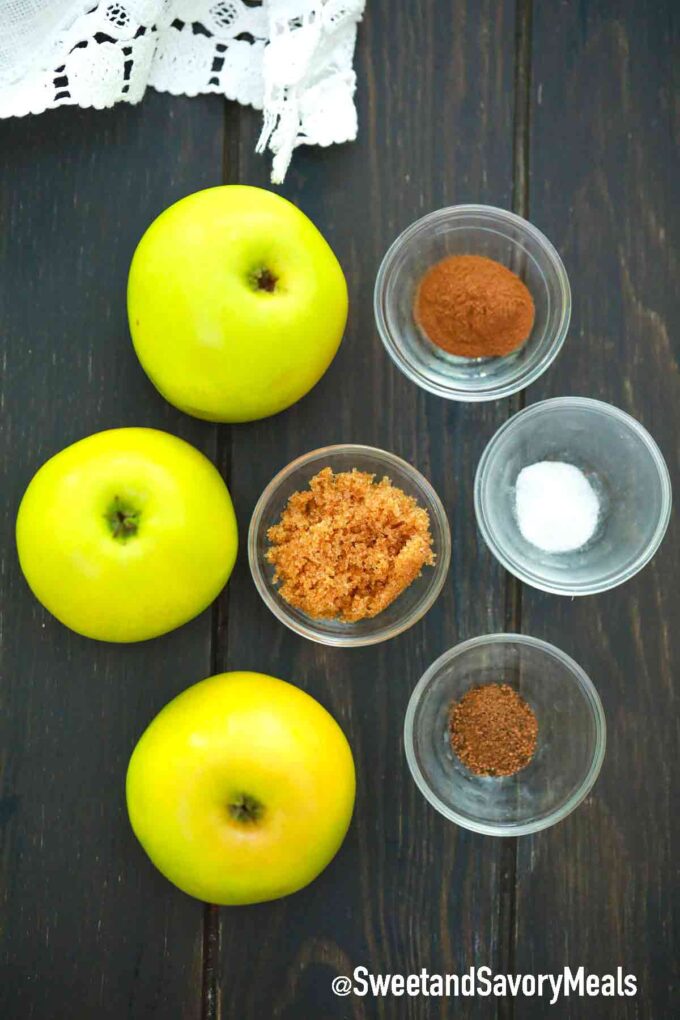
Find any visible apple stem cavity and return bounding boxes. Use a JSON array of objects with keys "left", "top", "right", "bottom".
[
  {"left": 228, "top": 793, "right": 264, "bottom": 824},
  {"left": 249, "top": 267, "right": 278, "bottom": 293},
  {"left": 106, "top": 496, "right": 140, "bottom": 540}
]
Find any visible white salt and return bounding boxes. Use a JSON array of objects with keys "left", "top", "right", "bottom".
[{"left": 515, "top": 461, "right": 599, "bottom": 553}]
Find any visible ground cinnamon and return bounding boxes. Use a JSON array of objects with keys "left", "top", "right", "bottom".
[
  {"left": 449, "top": 683, "right": 538, "bottom": 777},
  {"left": 414, "top": 254, "right": 535, "bottom": 357}
]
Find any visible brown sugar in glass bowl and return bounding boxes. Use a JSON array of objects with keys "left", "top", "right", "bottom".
[
  {"left": 248, "top": 445, "right": 452, "bottom": 648},
  {"left": 266, "top": 467, "right": 435, "bottom": 623},
  {"left": 414, "top": 254, "right": 535, "bottom": 358}
]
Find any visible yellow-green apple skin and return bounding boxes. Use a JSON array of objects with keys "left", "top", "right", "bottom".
[
  {"left": 16, "top": 428, "right": 237, "bottom": 643},
  {"left": 126, "top": 671, "right": 356, "bottom": 904},
  {"left": 127, "top": 185, "right": 348, "bottom": 423}
]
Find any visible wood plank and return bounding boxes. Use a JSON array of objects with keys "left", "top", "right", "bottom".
[
  {"left": 516, "top": 3, "right": 679, "bottom": 1016},
  {"left": 216, "top": 2, "right": 519, "bottom": 1016},
  {"left": 0, "top": 94, "right": 225, "bottom": 1019}
]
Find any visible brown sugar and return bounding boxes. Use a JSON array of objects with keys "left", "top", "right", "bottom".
[
  {"left": 449, "top": 683, "right": 538, "bottom": 777},
  {"left": 414, "top": 254, "right": 535, "bottom": 358},
  {"left": 266, "top": 467, "right": 435, "bottom": 622}
]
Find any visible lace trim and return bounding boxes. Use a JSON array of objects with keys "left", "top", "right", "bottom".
[{"left": 0, "top": 1, "right": 365, "bottom": 182}]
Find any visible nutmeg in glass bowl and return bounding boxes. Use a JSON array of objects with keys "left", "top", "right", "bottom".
[{"left": 404, "top": 634, "right": 606, "bottom": 836}]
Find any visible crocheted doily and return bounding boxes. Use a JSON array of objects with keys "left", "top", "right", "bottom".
[{"left": 0, "top": 0, "right": 365, "bottom": 182}]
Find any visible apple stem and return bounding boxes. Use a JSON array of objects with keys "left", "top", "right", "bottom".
[
  {"left": 249, "top": 267, "right": 278, "bottom": 293},
  {"left": 105, "top": 496, "right": 140, "bottom": 540},
  {"left": 228, "top": 793, "right": 264, "bottom": 824}
]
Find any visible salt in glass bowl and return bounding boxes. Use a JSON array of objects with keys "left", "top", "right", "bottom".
[
  {"left": 248, "top": 444, "right": 451, "bottom": 647},
  {"left": 404, "top": 634, "right": 606, "bottom": 836},
  {"left": 474, "top": 397, "right": 672, "bottom": 596},
  {"left": 373, "top": 204, "right": 571, "bottom": 402}
]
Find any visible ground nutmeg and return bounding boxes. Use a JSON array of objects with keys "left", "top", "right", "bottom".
[
  {"left": 449, "top": 683, "right": 538, "bottom": 777},
  {"left": 414, "top": 254, "right": 535, "bottom": 358}
]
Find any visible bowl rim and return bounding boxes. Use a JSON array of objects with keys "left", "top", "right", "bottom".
[
  {"left": 247, "top": 443, "right": 452, "bottom": 647},
  {"left": 373, "top": 203, "right": 572, "bottom": 403},
  {"left": 474, "top": 396, "right": 673, "bottom": 595},
  {"left": 403, "top": 632, "right": 607, "bottom": 836}
]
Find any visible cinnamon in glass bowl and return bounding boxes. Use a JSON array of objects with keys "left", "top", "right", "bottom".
[{"left": 414, "top": 254, "right": 535, "bottom": 359}]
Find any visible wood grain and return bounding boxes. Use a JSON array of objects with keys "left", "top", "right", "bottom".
[
  {"left": 0, "top": 3, "right": 677, "bottom": 1018},
  {"left": 0, "top": 95, "right": 224, "bottom": 1019},
  {"left": 217, "top": 2, "right": 518, "bottom": 1017},
  {"left": 515, "top": 3, "right": 680, "bottom": 1017}
]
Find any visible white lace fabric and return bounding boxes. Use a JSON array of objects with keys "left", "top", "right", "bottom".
[{"left": 0, "top": 0, "right": 365, "bottom": 182}]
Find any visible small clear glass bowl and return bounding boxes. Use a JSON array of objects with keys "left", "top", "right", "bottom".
[
  {"left": 475, "top": 397, "right": 672, "bottom": 595},
  {"left": 374, "top": 204, "right": 571, "bottom": 402},
  {"left": 404, "top": 634, "right": 606, "bottom": 836},
  {"left": 248, "top": 444, "right": 451, "bottom": 647}
]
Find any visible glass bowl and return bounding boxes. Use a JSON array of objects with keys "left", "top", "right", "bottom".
[
  {"left": 374, "top": 204, "right": 571, "bottom": 402},
  {"left": 404, "top": 634, "right": 606, "bottom": 836},
  {"left": 475, "top": 397, "right": 672, "bottom": 595},
  {"left": 248, "top": 444, "right": 451, "bottom": 647}
]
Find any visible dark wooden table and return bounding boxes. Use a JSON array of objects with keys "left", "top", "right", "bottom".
[{"left": 1, "top": 3, "right": 678, "bottom": 1018}]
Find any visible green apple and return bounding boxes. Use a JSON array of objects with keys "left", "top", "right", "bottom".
[
  {"left": 126, "top": 671, "right": 356, "bottom": 904},
  {"left": 127, "top": 185, "right": 348, "bottom": 423},
  {"left": 16, "top": 428, "right": 237, "bottom": 642}
]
